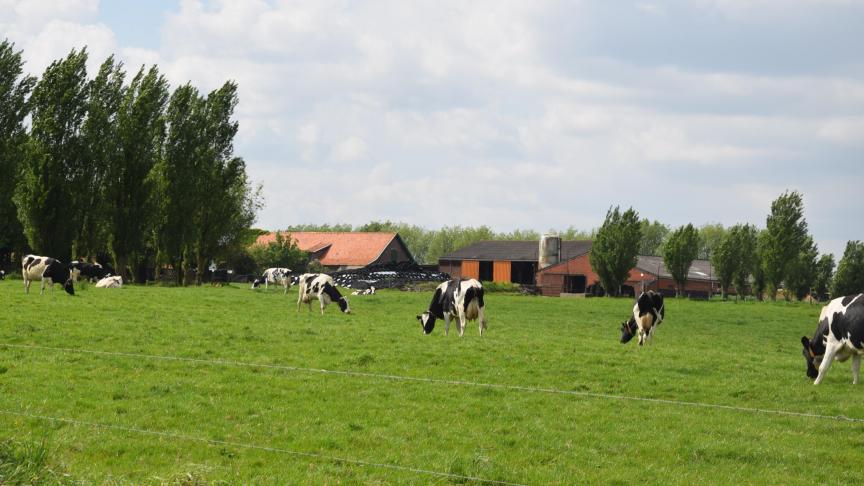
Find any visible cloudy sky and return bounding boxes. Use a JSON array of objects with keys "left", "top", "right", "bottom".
[{"left": 2, "top": 0, "right": 862, "bottom": 257}]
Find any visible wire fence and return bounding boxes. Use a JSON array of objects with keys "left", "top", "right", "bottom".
[{"left": 3, "top": 342, "right": 863, "bottom": 424}]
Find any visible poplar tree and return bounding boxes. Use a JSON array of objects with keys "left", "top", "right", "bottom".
[
  {"left": 107, "top": 65, "right": 168, "bottom": 281},
  {"left": 812, "top": 254, "right": 835, "bottom": 301},
  {"left": 663, "top": 223, "right": 700, "bottom": 297},
  {"left": 589, "top": 206, "right": 641, "bottom": 296},
  {"left": 833, "top": 241, "right": 864, "bottom": 297},
  {"left": 152, "top": 83, "right": 203, "bottom": 284},
  {"left": 77, "top": 55, "right": 125, "bottom": 260},
  {"left": 732, "top": 224, "right": 758, "bottom": 301},
  {"left": 762, "top": 191, "right": 810, "bottom": 300},
  {"left": 188, "top": 81, "right": 259, "bottom": 284},
  {"left": 0, "top": 40, "right": 35, "bottom": 267},
  {"left": 14, "top": 48, "right": 88, "bottom": 262}
]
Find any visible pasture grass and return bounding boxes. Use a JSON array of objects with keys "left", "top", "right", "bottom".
[{"left": 0, "top": 281, "right": 861, "bottom": 484}]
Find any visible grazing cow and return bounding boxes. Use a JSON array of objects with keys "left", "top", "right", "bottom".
[
  {"left": 416, "top": 278, "right": 486, "bottom": 337},
  {"left": 251, "top": 267, "right": 293, "bottom": 293},
  {"left": 352, "top": 286, "right": 376, "bottom": 296},
  {"left": 297, "top": 273, "right": 351, "bottom": 314},
  {"left": 70, "top": 260, "right": 109, "bottom": 283},
  {"left": 22, "top": 254, "right": 74, "bottom": 295},
  {"left": 620, "top": 290, "right": 665, "bottom": 346},
  {"left": 95, "top": 275, "right": 123, "bottom": 288},
  {"left": 801, "top": 294, "right": 864, "bottom": 385}
]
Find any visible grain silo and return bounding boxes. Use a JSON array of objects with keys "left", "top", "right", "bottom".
[{"left": 538, "top": 234, "right": 561, "bottom": 269}]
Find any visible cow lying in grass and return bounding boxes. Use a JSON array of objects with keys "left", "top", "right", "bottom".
[
  {"left": 620, "top": 290, "right": 665, "bottom": 346},
  {"left": 801, "top": 294, "right": 864, "bottom": 385},
  {"left": 95, "top": 275, "right": 123, "bottom": 288},
  {"left": 417, "top": 278, "right": 486, "bottom": 337}
]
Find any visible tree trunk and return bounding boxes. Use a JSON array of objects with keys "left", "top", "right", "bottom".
[
  {"left": 115, "top": 254, "right": 129, "bottom": 283},
  {"left": 196, "top": 251, "right": 205, "bottom": 286}
]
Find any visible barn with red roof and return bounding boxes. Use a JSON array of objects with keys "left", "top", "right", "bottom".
[{"left": 254, "top": 232, "right": 415, "bottom": 271}]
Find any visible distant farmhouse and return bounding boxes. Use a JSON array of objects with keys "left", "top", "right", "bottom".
[
  {"left": 255, "top": 232, "right": 415, "bottom": 271},
  {"left": 439, "top": 237, "right": 718, "bottom": 297}
]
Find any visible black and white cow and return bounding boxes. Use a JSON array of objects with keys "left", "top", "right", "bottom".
[
  {"left": 296, "top": 273, "right": 351, "bottom": 314},
  {"left": 801, "top": 294, "right": 864, "bottom": 385},
  {"left": 70, "top": 260, "right": 109, "bottom": 283},
  {"left": 0, "top": 270, "right": 5, "bottom": 280},
  {"left": 22, "top": 254, "right": 74, "bottom": 295},
  {"left": 416, "top": 278, "right": 487, "bottom": 337},
  {"left": 252, "top": 267, "right": 293, "bottom": 293},
  {"left": 620, "top": 290, "right": 665, "bottom": 346}
]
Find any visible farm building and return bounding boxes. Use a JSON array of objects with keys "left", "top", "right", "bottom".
[
  {"left": 255, "top": 231, "right": 415, "bottom": 271},
  {"left": 439, "top": 238, "right": 719, "bottom": 297}
]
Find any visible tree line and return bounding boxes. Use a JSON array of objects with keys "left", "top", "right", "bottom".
[
  {"left": 259, "top": 191, "right": 864, "bottom": 301},
  {"left": 0, "top": 40, "right": 259, "bottom": 284},
  {"left": 588, "top": 191, "right": 863, "bottom": 300}
]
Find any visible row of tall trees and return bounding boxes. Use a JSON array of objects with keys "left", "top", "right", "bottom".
[
  {"left": 0, "top": 40, "right": 259, "bottom": 283},
  {"left": 588, "top": 191, "right": 861, "bottom": 300}
]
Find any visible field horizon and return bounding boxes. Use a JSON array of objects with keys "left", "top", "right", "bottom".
[{"left": 1, "top": 282, "right": 861, "bottom": 484}]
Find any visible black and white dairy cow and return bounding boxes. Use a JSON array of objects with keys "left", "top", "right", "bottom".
[
  {"left": 69, "top": 260, "right": 109, "bottom": 283},
  {"left": 801, "top": 294, "right": 864, "bottom": 385},
  {"left": 252, "top": 267, "right": 293, "bottom": 293},
  {"left": 296, "top": 273, "right": 351, "bottom": 314},
  {"left": 620, "top": 290, "right": 665, "bottom": 345},
  {"left": 22, "top": 254, "right": 74, "bottom": 295},
  {"left": 417, "top": 278, "right": 487, "bottom": 337}
]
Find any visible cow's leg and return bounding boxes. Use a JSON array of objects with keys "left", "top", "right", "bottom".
[
  {"left": 814, "top": 343, "right": 840, "bottom": 385},
  {"left": 478, "top": 306, "right": 486, "bottom": 336},
  {"left": 40, "top": 277, "right": 48, "bottom": 295},
  {"left": 456, "top": 309, "right": 466, "bottom": 337},
  {"left": 24, "top": 276, "right": 30, "bottom": 294},
  {"left": 852, "top": 355, "right": 861, "bottom": 385},
  {"left": 444, "top": 314, "right": 451, "bottom": 336},
  {"left": 319, "top": 294, "right": 326, "bottom": 315}
]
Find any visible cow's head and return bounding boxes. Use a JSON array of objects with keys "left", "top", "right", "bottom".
[
  {"left": 337, "top": 297, "right": 351, "bottom": 314},
  {"left": 801, "top": 336, "right": 821, "bottom": 379},
  {"left": 417, "top": 312, "right": 436, "bottom": 334},
  {"left": 620, "top": 317, "right": 637, "bottom": 344},
  {"left": 63, "top": 278, "right": 75, "bottom": 295},
  {"left": 251, "top": 278, "right": 262, "bottom": 289}
]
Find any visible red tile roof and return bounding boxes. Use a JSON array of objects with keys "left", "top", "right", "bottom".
[{"left": 254, "top": 232, "right": 399, "bottom": 267}]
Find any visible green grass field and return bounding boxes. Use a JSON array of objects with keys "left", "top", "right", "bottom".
[{"left": 1, "top": 281, "right": 861, "bottom": 484}]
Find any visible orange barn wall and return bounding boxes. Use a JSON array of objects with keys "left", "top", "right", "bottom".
[
  {"left": 461, "top": 260, "right": 480, "bottom": 279},
  {"left": 493, "top": 261, "right": 511, "bottom": 283}
]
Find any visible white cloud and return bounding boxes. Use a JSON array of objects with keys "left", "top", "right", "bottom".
[
  {"left": 332, "top": 136, "right": 368, "bottom": 162},
  {"left": 2, "top": 0, "right": 861, "bottom": 258}
]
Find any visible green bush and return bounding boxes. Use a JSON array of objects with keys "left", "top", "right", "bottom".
[{"left": 480, "top": 281, "right": 522, "bottom": 293}]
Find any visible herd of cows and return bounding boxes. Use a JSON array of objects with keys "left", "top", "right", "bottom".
[{"left": 9, "top": 257, "right": 864, "bottom": 385}]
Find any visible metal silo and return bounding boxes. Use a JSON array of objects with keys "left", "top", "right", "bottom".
[{"left": 538, "top": 234, "right": 561, "bottom": 269}]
